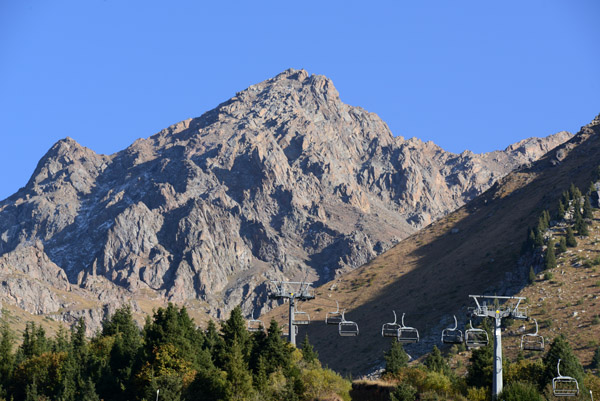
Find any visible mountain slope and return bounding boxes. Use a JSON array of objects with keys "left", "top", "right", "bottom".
[
  {"left": 0, "top": 69, "right": 571, "bottom": 329},
  {"left": 265, "top": 114, "right": 600, "bottom": 374}
]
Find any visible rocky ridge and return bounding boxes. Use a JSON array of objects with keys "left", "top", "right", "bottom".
[{"left": 0, "top": 69, "right": 572, "bottom": 330}]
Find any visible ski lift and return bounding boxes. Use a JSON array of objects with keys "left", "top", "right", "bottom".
[
  {"left": 382, "top": 310, "right": 402, "bottom": 338},
  {"left": 397, "top": 313, "right": 419, "bottom": 343},
  {"left": 326, "top": 301, "right": 343, "bottom": 325},
  {"left": 292, "top": 305, "right": 310, "bottom": 325},
  {"left": 247, "top": 311, "right": 264, "bottom": 333},
  {"left": 552, "top": 359, "right": 579, "bottom": 397},
  {"left": 465, "top": 319, "right": 489, "bottom": 350},
  {"left": 338, "top": 310, "right": 359, "bottom": 336},
  {"left": 441, "top": 315, "right": 464, "bottom": 344},
  {"left": 520, "top": 318, "right": 544, "bottom": 351}
]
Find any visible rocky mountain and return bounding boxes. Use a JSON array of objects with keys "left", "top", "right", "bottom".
[{"left": 0, "top": 69, "right": 572, "bottom": 330}]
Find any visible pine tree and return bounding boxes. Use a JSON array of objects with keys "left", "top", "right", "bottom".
[
  {"left": 534, "top": 227, "right": 544, "bottom": 247},
  {"left": 384, "top": 341, "right": 409, "bottom": 375},
  {"left": 0, "top": 320, "right": 15, "bottom": 392},
  {"left": 566, "top": 227, "right": 577, "bottom": 247},
  {"left": 583, "top": 196, "right": 594, "bottom": 219},
  {"left": 542, "top": 335, "right": 586, "bottom": 392},
  {"left": 570, "top": 183, "right": 582, "bottom": 203},
  {"left": 592, "top": 346, "right": 600, "bottom": 375},
  {"left": 424, "top": 345, "right": 449, "bottom": 375},
  {"left": 261, "top": 319, "right": 292, "bottom": 374},
  {"left": 589, "top": 181, "right": 597, "bottom": 196},
  {"left": 558, "top": 236, "right": 567, "bottom": 253},
  {"left": 300, "top": 335, "right": 318, "bottom": 364},
  {"left": 101, "top": 305, "right": 142, "bottom": 401},
  {"left": 574, "top": 209, "right": 589, "bottom": 236},
  {"left": 528, "top": 267, "right": 536, "bottom": 285},
  {"left": 224, "top": 339, "right": 254, "bottom": 401},
  {"left": 544, "top": 238, "right": 556, "bottom": 270},
  {"left": 557, "top": 200, "right": 566, "bottom": 220}
]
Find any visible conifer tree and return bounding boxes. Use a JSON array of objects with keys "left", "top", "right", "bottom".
[
  {"left": 544, "top": 238, "right": 556, "bottom": 270},
  {"left": 384, "top": 341, "right": 409, "bottom": 375},
  {"left": 574, "top": 211, "right": 589, "bottom": 236},
  {"left": 100, "top": 305, "right": 142, "bottom": 401},
  {"left": 592, "top": 346, "right": 600, "bottom": 375},
  {"left": 300, "top": 335, "right": 318, "bottom": 364},
  {"left": 224, "top": 339, "right": 254, "bottom": 401},
  {"left": 565, "top": 226, "right": 577, "bottom": 247},
  {"left": 570, "top": 183, "right": 582, "bottom": 203},
  {"left": 261, "top": 319, "right": 292, "bottom": 374},
  {"left": 557, "top": 200, "right": 566, "bottom": 220},
  {"left": 589, "top": 181, "right": 597, "bottom": 196},
  {"left": 533, "top": 227, "right": 544, "bottom": 247},
  {"left": 0, "top": 320, "right": 15, "bottom": 392},
  {"left": 528, "top": 267, "right": 536, "bottom": 285},
  {"left": 558, "top": 236, "right": 567, "bottom": 253},
  {"left": 542, "top": 335, "right": 586, "bottom": 392},
  {"left": 583, "top": 196, "right": 594, "bottom": 219},
  {"left": 424, "top": 345, "right": 449, "bottom": 375}
]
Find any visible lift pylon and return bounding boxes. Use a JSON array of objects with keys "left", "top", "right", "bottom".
[
  {"left": 269, "top": 281, "right": 315, "bottom": 346},
  {"left": 468, "top": 295, "right": 527, "bottom": 400}
]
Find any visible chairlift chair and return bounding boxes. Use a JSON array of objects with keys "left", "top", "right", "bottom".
[
  {"left": 397, "top": 313, "right": 419, "bottom": 343},
  {"left": 326, "top": 301, "right": 343, "bottom": 325},
  {"left": 552, "top": 359, "right": 579, "bottom": 397},
  {"left": 441, "top": 315, "right": 464, "bottom": 344},
  {"left": 338, "top": 311, "right": 359, "bottom": 336},
  {"left": 292, "top": 306, "right": 310, "bottom": 325},
  {"left": 382, "top": 310, "right": 402, "bottom": 338},
  {"left": 247, "top": 312, "right": 264, "bottom": 333},
  {"left": 464, "top": 320, "right": 489, "bottom": 350},
  {"left": 520, "top": 318, "right": 544, "bottom": 351}
]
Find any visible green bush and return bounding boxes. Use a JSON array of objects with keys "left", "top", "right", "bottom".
[
  {"left": 499, "top": 381, "right": 544, "bottom": 401},
  {"left": 389, "top": 382, "right": 417, "bottom": 401}
]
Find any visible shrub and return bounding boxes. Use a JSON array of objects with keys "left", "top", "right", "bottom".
[
  {"left": 466, "top": 386, "right": 488, "bottom": 401},
  {"left": 544, "top": 272, "right": 554, "bottom": 281},
  {"left": 499, "top": 381, "right": 544, "bottom": 401},
  {"left": 389, "top": 382, "right": 417, "bottom": 401}
]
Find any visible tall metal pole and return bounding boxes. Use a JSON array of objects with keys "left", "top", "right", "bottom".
[
  {"left": 493, "top": 313, "right": 503, "bottom": 399},
  {"left": 289, "top": 298, "right": 296, "bottom": 346},
  {"left": 469, "top": 295, "right": 527, "bottom": 401}
]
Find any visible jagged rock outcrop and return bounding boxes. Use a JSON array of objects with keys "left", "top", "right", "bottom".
[{"left": 0, "top": 69, "right": 572, "bottom": 327}]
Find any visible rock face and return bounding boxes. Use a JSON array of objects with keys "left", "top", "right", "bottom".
[{"left": 0, "top": 69, "right": 572, "bottom": 327}]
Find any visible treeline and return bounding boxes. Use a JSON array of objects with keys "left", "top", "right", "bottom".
[
  {"left": 382, "top": 320, "right": 600, "bottom": 400},
  {"left": 0, "top": 304, "right": 350, "bottom": 401}
]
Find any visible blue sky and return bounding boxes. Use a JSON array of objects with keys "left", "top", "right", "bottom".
[{"left": 1, "top": 1, "right": 599, "bottom": 201}]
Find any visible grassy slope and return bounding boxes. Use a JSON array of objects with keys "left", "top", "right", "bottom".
[{"left": 264, "top": 118, "right": 600, "bottom": 375}]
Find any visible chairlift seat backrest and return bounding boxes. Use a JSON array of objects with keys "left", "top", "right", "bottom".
[
  {"left": 397, "top": 327, "right": 419, "bottom": 343},
  {"left": 441, "top": 315, "right": 464, "bottom": 344},
  {"left": 326, "top": 301, "right": 343, "bottom": 325},
  {"left": 338, "top": 311, "right": 359, "bottom": 336},
  {"left": 520, "top": 318, "right": 544, "bottom": 351},
  {"left": 397, "top": 312, "right": 419, "bottom": 343},
  {"left": 326, "top": 313, "right": 342, "bottom": 325},
  {"left": 382, "top": 310, "right": 402, "bottom": 338},
  {"left": 465, "top": 320, "right": 488, "bottom": 349}
]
